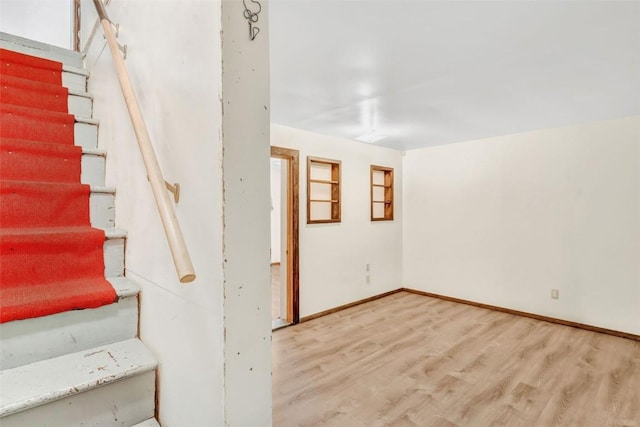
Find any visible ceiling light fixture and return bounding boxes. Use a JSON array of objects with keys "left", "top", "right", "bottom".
[{"left": 355, "top": 132, "right": 386, "bottom": 144}]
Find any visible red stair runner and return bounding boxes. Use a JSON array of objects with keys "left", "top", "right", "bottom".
[
  {"left": 1, "top": 103, "right": 75, "bottom": 144},
  {"left": 1, "top": 48, "right": 62, "bottom": 84},
  {"left": 1, "top": 74, "right": 69, "bottom": 112},
  {"left": 0, "top": 48, "right": 116, "bottom": 323},
  {"left": 0, "top": 138, "right": 82, "bottom": 183}
]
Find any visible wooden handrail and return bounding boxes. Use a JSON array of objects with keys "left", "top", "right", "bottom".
[
  {"left": 73, "top": 0, "right": 80, "bottom": 52},
  {"left": 92, "top": 0, "right": 196, "bottom": 283}
]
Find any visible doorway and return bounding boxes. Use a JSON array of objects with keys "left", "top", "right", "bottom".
[{"left": 270, "top": 146, "right": 299, "bottom": 329}]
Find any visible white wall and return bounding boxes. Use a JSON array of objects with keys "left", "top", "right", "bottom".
[
  {"left": 272, "top": 125, "right": 403, "bottom": 318},
  {"left": 81, "top": 0, "right": 271, "bottom": 424},
  {"left": 0, "top": 0, "right": 71, "bottom": 48},
  {"left": 403, "top": 116, "right": 640, "bottom": 335}
]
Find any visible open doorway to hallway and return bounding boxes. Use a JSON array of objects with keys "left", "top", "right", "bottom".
[
  {"left": 270, "top": 146, "right": 299, "bottom": 329},
  {"left": 270, "top": 156, "right": 288, "bottom": 328}
]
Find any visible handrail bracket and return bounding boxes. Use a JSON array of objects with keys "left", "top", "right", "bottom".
[
  {"left": 165, "top": 181, "right": 180, "bottom": 204},
  {"left": 102, "top": 25, "right": 127, "bottom": 59},
  {"left": 118, "top": 42, "right": 128, "bottom": 60}
]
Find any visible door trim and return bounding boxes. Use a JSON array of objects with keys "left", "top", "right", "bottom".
[{"left": 271, "top": 146, "right": 300, "bottom": 324}]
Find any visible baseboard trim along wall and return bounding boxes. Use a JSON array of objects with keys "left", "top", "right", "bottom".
[
  {"left": 298, "top": 287, "right": 639, "bottom": 342},
  {"left": 299, "top": 289, "right": 403, "bottom": 323},
  {"left": 401, "top": 288, "right": 640, "bottom": 342}
]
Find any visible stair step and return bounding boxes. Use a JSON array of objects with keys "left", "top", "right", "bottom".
[
  {"left": 75, "top": 115, "right": 99, "bottom": 150},
  {"left": 0, "top": 139, "right": 105, "bottom": 187},
  {"left": 104, "top": 227, "right": 126, "bottom": 278},
  {"left": 0, "top": 181, "right": 92, "bottom": 228},
  {"left": 83, "top": 148, "right": 106, "bottom": 187},
  {"left": 132, "top": 419, "right": 162, "bottom": 427},
  {"left": 91, "top": 186, "right": 115, "bottom": 228},
  {"left": 1, "top": 82, "right": 92, "bottom": 126},
  {"left": 0, "top": 103, "right": 75, "bottom": 145},
  {"left": 0, "top": 338, "right": 157, "bottom": 426},
  {"left": 0, "top": 47, "right": 63, "bottom": 86},
  {"left": 0, "top": 74, "right": 68, "bottom": 113},
  {"left": 0, "top": 93, "right": 97, "bottom": 150},
  {"left": 0, "top": 278, "right": 139, "bottom": 370},
  {"left": 0, "top": 32, "right": 83, "bottom": 68},
  {"left": 62, "top": 66, "right": 88, "bottom": 93},
  {"left": 0, "top": 36, "right": 87, "bottom": 94},
  {"left": 68, "top": 90, "right": 93, "bottom": 117},
  {"left": 0, "top": 226, "right": 124, "bottom": 284},
  {"left": 0, "top": 109, "right": 96, "bottom": 151},
  {"left": 0, "top": 184, "right": 113, "bottom": 229},
  {"left": 1, "top": 226, "right": 110, "bottom": 282},
  {"left": 0, "top": 138, "right": 82, "bottom": 183}
]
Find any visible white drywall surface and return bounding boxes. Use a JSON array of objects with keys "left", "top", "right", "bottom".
[
  {"left": 403, "top": 116, "right": 640, "bottom": 335},
  {"left": 272, "top": 125, "right": 403, "bottom": 318},
  {"left": 1, "top": 0, "right": 72, "bottom": 48}
]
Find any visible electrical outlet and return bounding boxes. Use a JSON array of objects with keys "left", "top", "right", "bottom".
[
  {"left": 366, "top": 275, "right": 371, "bottom": 285},
  {"left": 551, "top": 289, "right": 559, "bottom": 300}
]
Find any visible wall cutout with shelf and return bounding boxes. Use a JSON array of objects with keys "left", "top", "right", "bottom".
[
  {"left": 307, "top": 157, "right": 341, "bottom": 224},
  {"left": 371, "top": 165, "right": 394, "bottom": 221}
]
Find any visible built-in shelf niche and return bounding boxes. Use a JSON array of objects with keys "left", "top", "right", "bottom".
[
  {"left": 371, "top": 165, "right": 394, "bottom": 221},
  {"left": 307, "top": 156, "right": 341, "bottom": 224}
]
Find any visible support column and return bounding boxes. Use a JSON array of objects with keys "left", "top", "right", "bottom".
[{"left": 221, "top": 0, "right": 272, "bottom": 425}]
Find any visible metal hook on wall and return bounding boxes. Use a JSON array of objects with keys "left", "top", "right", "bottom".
[{"left": 242, "top": 0, "right": 262, "bottom": 41}]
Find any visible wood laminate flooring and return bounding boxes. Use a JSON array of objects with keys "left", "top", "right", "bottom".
[{"left": 272, "top": 291, "right": 640, "bottom": 426}]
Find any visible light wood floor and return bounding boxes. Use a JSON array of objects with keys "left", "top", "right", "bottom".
[{"left": 272, "top": 291, "right": 640, "bottom": 426}]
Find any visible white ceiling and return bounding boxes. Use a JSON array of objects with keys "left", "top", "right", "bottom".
[{"left": 269, "top": 0, "right": 640, "bottom": 150}]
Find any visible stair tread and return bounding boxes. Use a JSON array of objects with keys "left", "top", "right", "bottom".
[
  {"left": 104, "top": 227, "right": 127, "bottom": 239},
  {"left": 132, "top": 418, "right": 161, "bottom": 427},
  {"left": 0, "top": 276, "right": 136, "bottom": 301},
  {"left": 82, "top": 147, "right": 106, "bottom": 156},
  {"left": 76, "top": 116, "right": 99, "bottom": 125},
  {"left": 1, "top": 32, "right": 83, "bottom": 68},
  {"left": 91, "top": 185, "right": 116, "bottom": 193},
  {"left": 0, "top": 74, "right": 68, "bottom": 96},
  {"left": 0, "top": 338, "right": 157, "bottom": 417},
  {"left": 62, "top": 64, "right": 89, "bottom": 76},
  {"left": 0, "top": 182, "right": 107, "bottom": 193},
  {"left": 0, "top": 136, "right": 81, "bottom": 151},
  {"left": 109, "top": 277, "right": 140, "bottom": 299},
  {"left": 0, "top": 278, "right": 139, "bottom": 370},
  {"left": 0, "top": 102, "right": 74, "bottom": 123},
  {"left": 0, "top": 179, "right": 88, "bottom": 188},
  {"left": 68, "top": 89, "right": 92, "bottom": 99},
  {"left": 0, "top": 225, "right": 101, "bottom": 237},
  {"left": 0, "top": 226, "right": 123, "bottom": 244},
  {"left": 0, "top": 102, "right": 97, "bottom": 125}
]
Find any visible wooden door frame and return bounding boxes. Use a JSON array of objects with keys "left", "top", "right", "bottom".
[{"left": 271, "top": 146, "right": 300, "bottom": 324}]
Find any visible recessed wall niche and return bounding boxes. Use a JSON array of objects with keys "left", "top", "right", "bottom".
[
  {"left": 307, "top": 157, "right": 341, "bottom": 224},
  {"left": 371, "top": 165, "right": 394, "bottom": 221}
]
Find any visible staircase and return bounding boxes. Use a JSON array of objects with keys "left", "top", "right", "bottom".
[{"left": 0, "top": 33, "right": 160, "bottom": 427}]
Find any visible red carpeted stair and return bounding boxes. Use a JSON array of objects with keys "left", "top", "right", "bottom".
[{"left": 0, "top": 48, "right": 116, "bottom": 323}]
